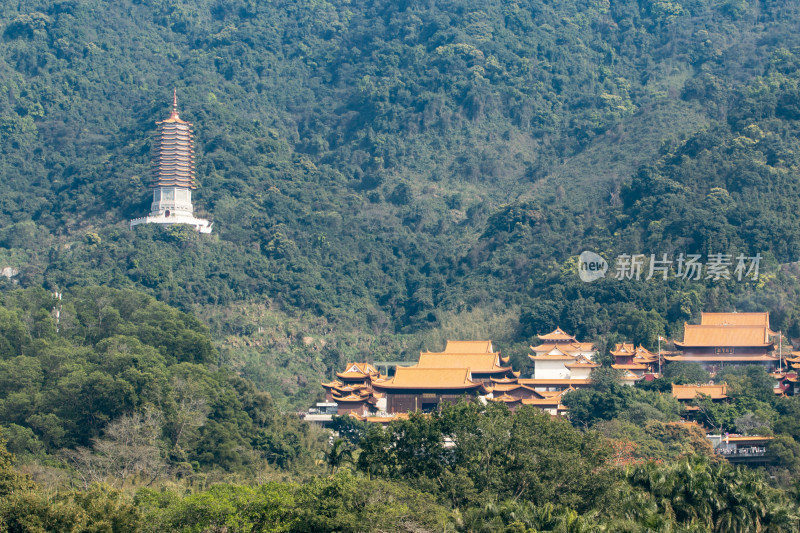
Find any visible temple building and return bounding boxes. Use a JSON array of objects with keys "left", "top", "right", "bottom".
[
  {"left": 416, "top": 348, "right": 516, "bottom": 383},
  {"left": 130, "top": 89, "right": 212, "bottom": 233},
  {"left": 526, "top": 327, "right": 600, "bottom": 390},
  {"left": 321, "top": 362, "right": 381, "bottom": 402},
  {"left": 530, "top": 327, "right": 597, "bottom": 360},
  {"left": 611, "top": 343, "right": 660, "bottom": 377},
  {"left": 370, "top": 367, "right": 486, "bottom": 413},
  {"left": 665, "top": 312, "right": 778, "bottom": 372},
  {"left": 318, "top": 339, "right": 584, "bottom": 419},
  {"left": 773, "top": 372, "right": 800, "bottom": 397},
  {"left": 489, "top": 387, "right": 571, "bottom": 416},
  {"left": 672, "top": 383, "right": 729, "bottom": 419}
]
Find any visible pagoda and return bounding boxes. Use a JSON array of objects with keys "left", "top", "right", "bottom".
[{"left": 130, "top": 89, "right": 212, "bottom": 233}]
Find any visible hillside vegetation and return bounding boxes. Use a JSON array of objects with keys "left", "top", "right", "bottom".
[{"left": 2, "top": 0, "right": 800, "bottom": 407}]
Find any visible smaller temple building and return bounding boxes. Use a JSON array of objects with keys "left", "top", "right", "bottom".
[
  {"left": 611, "top": 343, "right": 660, "bottom": 378},
  {"left": 527, "top": 327, "right": 600, "bottom": 390}
]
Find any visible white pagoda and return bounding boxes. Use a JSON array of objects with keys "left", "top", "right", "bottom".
[{"left": 130, "top": 89, "right": 212, "bottom": 233}]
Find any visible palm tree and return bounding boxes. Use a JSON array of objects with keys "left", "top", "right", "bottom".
[{"left": 326, "top": 438, "right": 352, "bottom": 473}]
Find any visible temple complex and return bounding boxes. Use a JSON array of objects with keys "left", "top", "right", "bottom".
[
  {"left": 130, "top": 89, "right": 212, "bottom": 233},
  {"left": 665, "top": 312, "right": 778, "bottom": 371},
  {"left": 316, "top": 336, "right": 605, "bottom": 420}
]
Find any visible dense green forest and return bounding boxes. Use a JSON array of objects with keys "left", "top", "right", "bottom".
[
  {"left": 1, "top": 0, "right": 800, "bottom": 406},
  {"left": 4, "top": 0, "right": 800, "bottom": 528}
]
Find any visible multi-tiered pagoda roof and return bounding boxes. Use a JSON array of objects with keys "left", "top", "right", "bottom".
[{"left": 153, "top": 89, "right": 196, "bottom": 189}]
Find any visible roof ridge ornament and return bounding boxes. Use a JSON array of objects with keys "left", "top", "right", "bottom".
[{"left": 170, "top": 87, "right": 181, "bottom": 120}]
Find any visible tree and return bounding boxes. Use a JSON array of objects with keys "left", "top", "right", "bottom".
[
  {"left": 326, "top": 438, "right": 352, "bottom": 473},
  {"left": 663, "top": 362, "right": 711, "bottom": 384}
]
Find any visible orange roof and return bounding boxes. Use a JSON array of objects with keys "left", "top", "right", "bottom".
[
  {"left": 332, "top": 384, "right": 369, "bottom": 393},
  {"left": 665, "top": 355, "right": 777, "bottom": 362},
  {"left": 416, "top": 352, "right": 510, "bottom": 373},
  {"left": 490, "top": 376, "right": 519, "bottom": 384},
  {"left": 531, "top": 341, "right": 595, "bottom": 353},
  {"left": 336, "top": 362, "right": 380, "bottom": 379},
  {"left": 537, "top": 327, "right": 577, "bottom": 341},
  {"left": 671, "top": 383, "right": 728, "bottom": 400},
  {"left": 443, "top": 340, "right": 494, "bottom": 353},
  {"left": 635, "top": 345, "right": 658, "bottom": 359},
  {"left": 365, "top": 413, "right": 410, "bottom": 424},
  {"left": 565, "top": 356, "right": 600, "bottom": 368},
  {"left": 700, "top": 312, "right": 771, "bottom": 329},
  {"left": 321, "top": 380, "right": 343, "bottom": 388},
  {"left": 611, "top": 363, "right": 649, "bottom": 370},
  {"left": 675, "top": 324, "right": 771, "bottom": 347},
  {"left": 371, "top": 367, "right": 483, "bottom": 390},
  {"left": 490, "top": 394, "right": 522, "bottom": 403},
  {"left": 531, "top": 343, "right": 575, "bottom": 352},
  {"left": 528, "top": 347, "right": 577, "bottom": 361},
  {"left": 521, "top": 397, "right": 561, "bottom": 406},
  {"left": 333, "top": 393, "right": 373, "bottom": 402},
  {"left": 724, "top": 435, "right": 774, "bottom": 443},
  {"left": 518, "top": 378, "right": 591, "bottom": 386},
  {"left": 487, "top": 383, "right": 522, "bottom": 392},
  {"left": 610, "top": 343, "right": 636, "bottom": 356}
]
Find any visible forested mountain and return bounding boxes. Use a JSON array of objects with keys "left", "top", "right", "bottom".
[
  {"left": 2, "top": 0, "right": 800, "bottom": 407},
  {"left": 5, "top": 1, "right": 800, "bottom": 530}
]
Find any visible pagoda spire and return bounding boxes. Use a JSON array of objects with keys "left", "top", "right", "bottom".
[{"left": 169, "top": 88, "right": 181, "bottom": 121}]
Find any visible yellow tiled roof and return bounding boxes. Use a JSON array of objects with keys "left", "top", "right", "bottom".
[
  {"left": 491, "top": 393, "right": 522, "bottom": 403},
  {"left": 372, "top": 367, "right": 483, "bottom": 390},
  {"left": 565, "top": 356, "right": 600, "bottom": 368},
  {"left": 675, "top": 324, "right": 771, "bottom": 347},
  {"left": 443, "top": 340, "right": 494, "bottom": 353},
  {"left": 518, "top": 378, "right": 591, "bottom": 386},
  {"left": 537, "top": 327, "right": 577, "bottom": 341},
  {"left": 665, "top": 354, "right": 777, "bottom": 362},
  {"left": 417, "top": 352, "right": 509, "bottom": 372},
  {"left": 671, "top": 383, "right": 728, "bottom": 400},
  {"left": 336, "top": 362, "right": 380, "bottom": 379},
  {"left": 700, "top": 312, "right": 771, "bottom": 328},
  {"left": 490, "top": 376, "right": 519, "bottom": 384},
  {"left": 528, "top": 347, "right": 577, "bottom": 360},
  {"left": 611, "top": 343, "right": 636, "bottom": 356}
]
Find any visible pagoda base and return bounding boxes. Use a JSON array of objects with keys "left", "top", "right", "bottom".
[{"left": 130, "top": 213, "right": 212, "bottom": 233}]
